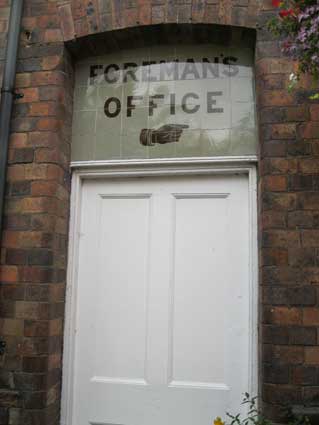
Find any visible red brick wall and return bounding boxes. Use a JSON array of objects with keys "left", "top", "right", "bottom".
[
  {"left": 0, "top": 2, "right": 73, "bottom": 424},
  {"left": 257, "top": 2, "right": 319, "bottom": 419},
  {"left": 0, "top": 1, "right": 10, "bottom": 91},
  {"left": 0, "top": 1, "right": 318, "bottom": 424}
]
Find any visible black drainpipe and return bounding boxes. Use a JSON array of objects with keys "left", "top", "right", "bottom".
[
  {"left": 0, "top": 0, "right": 24, "bottom": 242},
  {"left": 0, "top": 0, "right": 24, "bottom": 355}
]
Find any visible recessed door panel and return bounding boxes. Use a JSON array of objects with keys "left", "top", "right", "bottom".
[{"left": 71, "top": 174, "right": 253, "bottom": 425}]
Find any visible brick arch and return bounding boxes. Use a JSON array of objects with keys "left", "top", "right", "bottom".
[
  {"left": 56, "top": 0, "right": 260, "bottom": 42},
  {"left": 65, "top": 22, "right": 256, "bottom": 60}
]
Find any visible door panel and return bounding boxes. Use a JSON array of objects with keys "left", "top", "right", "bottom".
[
  {"left": 170, "top": 194, "right": 229, "bottom": 387},
  {"left": 72, "top": 175, "right": 252, "bottom": 425},
  {"left": 94, "top": 195, "right": 151, "bottom": 382}
]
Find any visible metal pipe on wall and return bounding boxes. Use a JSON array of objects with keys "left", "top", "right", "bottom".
[{"left": 0, "top": 0, "right": 24, "bottom": 244}]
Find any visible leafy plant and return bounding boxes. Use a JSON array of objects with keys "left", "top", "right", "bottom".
[
  {"left": 285, "top": 405, "right": 311, "bottom": 425},
  {"left": 213, "top": 393, "right": 310, "bottom": 425},
  {"left": 267, "top": 0, "right": 319, "bottom": 98}
]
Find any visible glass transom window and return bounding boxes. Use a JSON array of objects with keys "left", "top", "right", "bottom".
[{"left": 72, "top": 44, "right": 257, "bottom": 161}]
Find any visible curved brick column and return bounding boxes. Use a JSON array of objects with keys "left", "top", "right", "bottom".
[{"left": 0, "top": 1, "right": 318, "bottom": 424}]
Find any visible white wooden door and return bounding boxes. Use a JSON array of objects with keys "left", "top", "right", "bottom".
[{"left": 71, "top": 174, "right": 253, "bottom": 425}]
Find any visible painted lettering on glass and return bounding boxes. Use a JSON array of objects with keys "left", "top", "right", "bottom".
[
  {"left": 89, "top": 56, "right": 239, "bottom": 83},
  {"left": 104, "top": 92, "right": 224, "bottom": 119},
  {"left": 92, "top": 57, "right": 234, "bottom": 121}
]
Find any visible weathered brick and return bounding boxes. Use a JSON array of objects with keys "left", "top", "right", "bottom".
[
  {"left": 22, "top": 356, "right": 48, "bottom": 373},
  {"left": 31, "top": 71, "right": 65, "bottom": 87},
  {"left": 303, "top": 387, "right": 319, "bottom": 403},
  {"left": 305, "top": 347, "right": 319, "bottom": 365},
  {"left": 15, "top": 73, "right": 31, "bottom": 88},
  {"left": 15, "top": 301, "right": 50, "bottom": 321},
  {"left": 6, "top": 164, "right": 26, "bottom": 182},
  {"left": 259, "top": 90, "right": 294, "bottom": 107},
  {"left": 301, "top": 230, "right": 319, "bottom": 247},
  {"left": 287, "top": 140, "right": 312, "bottom": 156},
  {"left": 262, "top": 158, "right": 297, "bottom": 175},
  {"left": 0, "top": 266, "right": 18, "bottom": 283},
  {"left": 262, "top": 265, "right": 302, "bottom": 285},
  {"left": 299, "top": 122, "right": 319, "bottom": 139},
  {"left": 27, "top": 249, "right": 53, "bottom": 266},
  {"left": 9, "top": 133, "right": 28, "bottom": 149},
  {"left": 263, "top": 286, "right": 316, "bottom": 306},
  {"left": 9, "top": 148, "right": 34, "bottom": 164},
  {"left": 263, "top": 363, "right": 289, "bottom": 384},
  {"left": 9, "top": 180, "right": 31, "bottom": 196},
  {"left": 263, "top": 383, "right": 302, "bottom": 404},
  {"left": 289, "top": 327, "right": 317, "bottom": 346},
  {"left": 31, "top": 181, "right": 57, "bottom": 197},
  {"left": 291, "top": 366, "right": 319, "bottom": 385},
  {"left": 49, "top": 319, "right": 62, "bottom": 336},
  {"left": 23, "top": 391, "right": 46, "bottom": 409},
  {"left": 262, "top": 139, "right": 287, "bottom": 157},
  {"left": 36, "top": 15, "right": 60, "bottom": 30},
  {"left": 15, "top": 87, "right": 39, "bottom": 103},
  {"left": 28, "top": 131, "right": 60, "bottom": 148},
  {"left": 310, "top": 105, "right": 319, "bottom": 121},
  {"left": 289, "top": 175, "right": 313, "bottom": 191},
  {"left": 263, "top": 193, "right": 296, "bottom": 211},
  {"left": 29, "top": 102, "right": 56, "bottom": 117},
  {"left": 270, "top": 123, "right": 297, "bottom": 140},
  {"left": 312, "top": 140, "right": 319, "bottom": 156},
  {"left": 297, "top": 192, "right": 319, "bottom": 210},
  {"left": 58, "top": 4, "right": 75, "bottom": 40},
  {"left": 288, "top": 247, "right": 317, "bottom": 267},
  {"left": 43, "top": 29, "right": 63, "bottom": 43},
  {"left": 151, "top": 5, "right": 165, "bottom": 23},
  {"left": 285, "top": 105, "right": 309, "bottom": 122},
  {"left": 262, "top": 230, "right": 300, "bottom": 248},
  {"left": 25, "top": 285, "right": 50, "bottom": 302},
  {"left": 36, "top": 118, "right": 60, "bottom": 131},
  {"left": 299, "top": 159, "right": 319, "bottom": 174},
  {"left": 6, "top": 249, "right": 27, "bottom": 265},
  {"left": 24, "top": 163, "right": 47, "bottom": 180},
  {"left": 263, "top": 175, "right": 287, "bottom": 192},
  {"left": 41, "top": 55, "right": 62, "bottom": 71},
  {"left": 0, "top": 319, "right": 24, "bottom": 337},
  {"left": 262, "top": 74, "right": 285, "bottom": 90},
  {"left": 13, "top": 373, "right": 46, "bottom": 392},
  {"left": 262, "top": 210, "right": 287, "bottom": 229},
  {"left": 303, "top": 308, "right": 319, "bottom": 326},
  {"left": 262, "top": 248, "right": 288, "bottom": 266},
  {"left": 288, "top": 211, "right": 314, "bottom": 229},
  {"left": 263, "top": 306, "right": 302, "bottom": 325},
  {"left": 262, "top": 325, "right": 289, "bottom": 344},
  {"left": 24, "top": 321, "right": 49, "bottom": 338},
  {"left": 35, "top": 148, "right": 64, "bottom": 164}
]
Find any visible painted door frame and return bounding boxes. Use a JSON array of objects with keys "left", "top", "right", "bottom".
[{"left": 61, "top": 158, "right": 259, "bottom": 425}]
